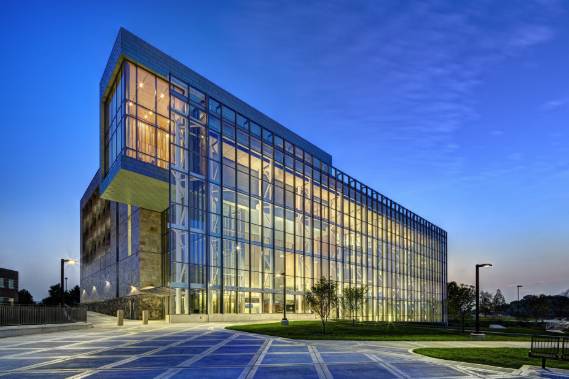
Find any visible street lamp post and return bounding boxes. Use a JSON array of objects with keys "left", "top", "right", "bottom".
[
  {"left": 65, "top": 277, "right": 68, "bottom": 292},
  {"left": 281, "top": 272, "right": 288, "bottom": 325},
  {"left": 60, "top": 259, "right": 77, "bottom": 306},
  {"left": 475, "top": 263, "right": 492, "bottom": 334},
  {"left": 517, "top": 285, "right": 523, "bottom": 316}
]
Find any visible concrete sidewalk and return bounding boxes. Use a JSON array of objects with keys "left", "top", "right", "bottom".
[{"left": 0, "top": 321, "right": 566, "bottom": 378}]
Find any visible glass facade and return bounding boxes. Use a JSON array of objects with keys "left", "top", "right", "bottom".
[
  {"left": 104, "top": 61, "right": 171, "bottom": 173},
  {"left": 104, "top": 61, "right": 447, "bottom": 322}
]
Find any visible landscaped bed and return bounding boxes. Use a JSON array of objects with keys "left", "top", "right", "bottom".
[
  {"left": 226, "top": 320, "right": 539, "bottom": 341},
  {"left": 414, "top": 347, "right": 569, "bottom": 370}
]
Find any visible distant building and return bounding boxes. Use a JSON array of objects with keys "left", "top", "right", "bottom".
[
  {"left": 0, "top": 268, "right": 19, "bottom": 304},
  {"left": 80, "top": 28, "right": 448, "bottom": 322}
]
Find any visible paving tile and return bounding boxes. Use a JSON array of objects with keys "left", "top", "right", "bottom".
[
  {"left": 319, "top": 352, "right": 374, "bottom": 363},
  {"left": 268, "top": 345, "right": 309, "bottom": 353},
  {"left": 326, "top": 363, "right": 398, "bottom": 379},
  {"left": 391, "top": 362, "right": 469, "bottom": 377},
  {"left": 253, "top": 365, "right": 320, "bottom": 379},
  {"left": 309, "top": 345, "right": 343, "bottom": 352},
  {"left": 153, "top": 346, "right": 209, "bottom": 355},
  {"left": 0, "top": 349, "right": 32, "bottom": 357},
  {"left": 90, "top": 346, "right": 158, "bottom": 356},
  {"left": 261, "top": 353, "right": 313, "bottom": 364},
  {"left": 72, "top": 341, "right": 124, "bottom": 348},
  {"left": 127, "top": 341, "right": 165, "bottom": 347},
  {"left": 13, "top": 342, "right": 70, "bottom": 349},
  {"left": 171, "top": 367, "right": 246, "bottom": 378},
  {"left": 16, "top": 349, "right": 92, "bottom": 358},
  {"left": 115, "top": 355, "right": 190, "bottom": 368},
  {"left": 178, "top": 341, "right": 220, "bottom": 347},
  {"left": 87, "top": 368, "right": 166, "bottom": 378},
  {"left": 214, "top": 345, "right": 262, "bottom": 354},
  {"left": 38, "top": 356, "right": 125, "bottom": 369},
  {"left": 0, "top": 371, "right": 83, "bottom": 378},
  {"left": 191, "top": 353, "right": 255, "bottom": 367},
  {"left": 225, "top": 339, "right": 264, "bottom": 346},
  {"left": 0, "top": 358, "right": 50, "bottom": 371}
]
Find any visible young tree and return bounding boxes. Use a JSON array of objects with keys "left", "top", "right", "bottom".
[
  {"left": 525, "top": 294, "right": 549, "bottom": 322},
  {"left": 41, "top": 284, "right": 81, "bottom": 306},
  {"left": 305, "top": 278, "right": 338, "bottom": 334},
  {"left": 447, "top": 282, "right": 475, "bottom": 332},
  {"left": 492, "top": 289, "right": 506, "bottom": 313},
  {"left": 342, "top": 286, "right": 367, "bottom": 326},
  {"left": 480, "top": 291, "right": 493, "bottom": 316},
  {"left": 17, "top": 289, "right": 35, "bottom": 305},
  {"left": 41, "top": 284, "right": 63, "bottom": 306}
]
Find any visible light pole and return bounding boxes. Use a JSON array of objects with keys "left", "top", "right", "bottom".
[
  {"left": 60, "top": 259, "right": 77, "bottom": 306},
  {"left": 475, "top": 263, "right": 492, "bottom": 334},
  {"left": 517, "top": 285, "right": 523, "bottom": 316},
  {"left": 65, "top": 277, "right": 68, "bottom": 292},
  {"left": 281, "top": 272, "right": 288, "bottom": 325}
]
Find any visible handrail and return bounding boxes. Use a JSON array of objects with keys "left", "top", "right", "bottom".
[{"left": 0, "top": 305, "right": 86, "bottom": 326}]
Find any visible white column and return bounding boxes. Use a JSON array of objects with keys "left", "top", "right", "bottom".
[
  {"left": 184, "top": 289, "right": 190, "bottom": 315},
  {"left": 175, "top": 287, "right": 182, "bottom": 315}
]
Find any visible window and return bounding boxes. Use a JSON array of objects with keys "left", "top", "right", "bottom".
[
  {"left": 222, "top": 105, "right": 236, "bottom": 124},
  {"left": 237, "top": 114, "right": 248, "bottom": 130},
  {"left": 190, "top": 87, "right": 206, "bottom": 107},
  {"left": 209, "top": 98, "right": 221, "bottom": 116},
  {"left": 250, "top": 122, "right": 261, "bottom": 137},
  {"left": 137, "top": 67, "right": 156, "bottom": 111}
]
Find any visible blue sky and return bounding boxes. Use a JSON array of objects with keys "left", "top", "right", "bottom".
[{"left": 0, "top": 1, "right": 567, "bottom": 301}]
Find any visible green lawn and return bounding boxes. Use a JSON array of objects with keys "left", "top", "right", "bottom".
[
  {"left": 226, "top": 320, "right": 535, "bottom": 341},
  {"left": 414, "top": 348, "right": 569, "bottom": 370}
]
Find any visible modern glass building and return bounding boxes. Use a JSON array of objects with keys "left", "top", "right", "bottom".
[{"left": 81, "top": 28, "right": 447, "bottom": 323}]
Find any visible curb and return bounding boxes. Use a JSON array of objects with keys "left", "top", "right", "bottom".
[{"left": 0, "top": 322, "right": 93, "bottom": 338}]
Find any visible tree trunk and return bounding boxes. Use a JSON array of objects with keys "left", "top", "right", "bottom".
[{"left": 322, "top": 319, "right": 326, "bottom": 334}]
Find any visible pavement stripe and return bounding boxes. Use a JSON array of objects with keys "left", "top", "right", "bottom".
[
  {"left": 308, "top": 344, "right": 332, "bottom": 379},
  {"left": 366, "top": 352, "right": 409, "bottom": 379},
  {"left": 243, "top": 337, "right": 273, "bottom": 379}
]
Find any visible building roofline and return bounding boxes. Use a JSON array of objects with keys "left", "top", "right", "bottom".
[{"left": 100, "top": 27, "right": 332, "bottom": 165}]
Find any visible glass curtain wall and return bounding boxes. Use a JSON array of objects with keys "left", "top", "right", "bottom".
[
  {"left": 100, "top": 60, "right": 448, "bottom": 321},
  {"left": 103, "top": 61, "right": 170, "bottom": 174}
]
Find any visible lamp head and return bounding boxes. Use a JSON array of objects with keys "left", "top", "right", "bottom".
[{"left": 476, "top": 263, "right": 492, "bottom": 268}]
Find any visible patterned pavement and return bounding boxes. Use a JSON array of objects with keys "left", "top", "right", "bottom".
[{"left": 0, "top": 322, "right": 568, "bottom": 378}]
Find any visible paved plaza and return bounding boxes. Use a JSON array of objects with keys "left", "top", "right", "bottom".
[{"left": 0, "top": 319, "right": 568, "bottom": 378}]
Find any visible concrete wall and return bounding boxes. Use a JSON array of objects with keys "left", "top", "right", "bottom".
[{"left": 83, "top": 294, "right": 165, "bottom": 320}]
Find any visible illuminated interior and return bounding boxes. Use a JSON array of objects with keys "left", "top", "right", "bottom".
[
  {"left": 167, "top": 75, "right": 447, "bottom": 322},
  {"left": 104, "top": 61, "right": 171, "bottom": 173}
]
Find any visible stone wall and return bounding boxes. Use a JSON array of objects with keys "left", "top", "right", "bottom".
[
  {"left": 138, "top": 209, "right": 163, "bottom": 288},
  {"left": 83, "top": 294, "right": 165, "bottom": 320}
]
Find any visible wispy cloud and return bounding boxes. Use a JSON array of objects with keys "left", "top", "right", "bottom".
[
  {"left": 229, "top": 1, "right": 560, "bottom": 177},
  {"left": 541, "top": 97, "right": 569, "bottom": 111}
]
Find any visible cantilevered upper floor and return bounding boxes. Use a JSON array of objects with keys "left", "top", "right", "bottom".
[{"left": 99, "top": 28, "right": 333, "bottom": 212}]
